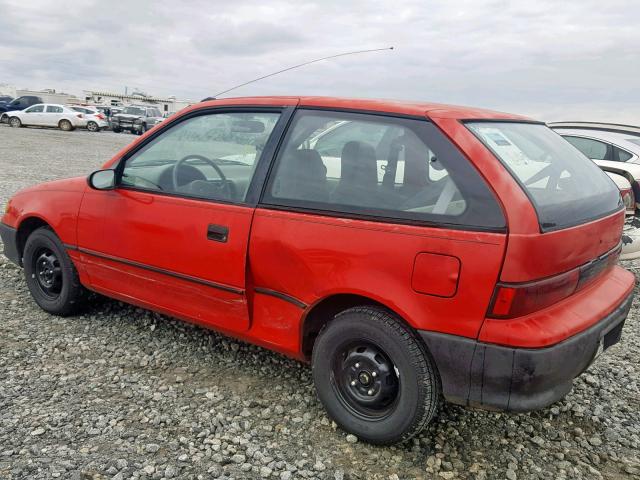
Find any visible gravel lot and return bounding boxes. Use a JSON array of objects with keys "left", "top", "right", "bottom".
[{"left": 0, "top": 126, "right": 639, "bottom": 480}]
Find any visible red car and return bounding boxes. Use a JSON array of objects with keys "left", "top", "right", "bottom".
[{"left": 0, "top": 97, "right": 634, "bottom": 444}]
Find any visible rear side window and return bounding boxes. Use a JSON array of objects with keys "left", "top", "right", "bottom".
[
  {"left": 263, "top": 110, "right": 505, "bottom": 230},
  {"left": 46, "top": 106, "right": 63, "bottom": 113},
  {"left": 468, "top": 122, "right": 621, "bottom": 230},
  {"left": 563, "top": 136, "right": 611, "bottom": 160}
]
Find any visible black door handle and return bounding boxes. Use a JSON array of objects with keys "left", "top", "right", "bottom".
[{"left": 207, "top": 224, "right": 229, "bottom": 242}]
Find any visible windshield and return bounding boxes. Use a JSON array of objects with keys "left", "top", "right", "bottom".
[
  {"left": 123, "top": 107, "right": 146, "bottom": 116},
  {"left": 467, "top": 122, "right": 621, "bottom": 230}
]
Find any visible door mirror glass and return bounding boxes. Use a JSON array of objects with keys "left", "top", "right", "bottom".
[{"left": 88, "top": 169, "right": 116, "bottom": 190}]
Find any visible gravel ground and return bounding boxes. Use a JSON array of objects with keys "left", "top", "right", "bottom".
[{"left": 0, "top": 126, "right": 639, "bottom": 480}]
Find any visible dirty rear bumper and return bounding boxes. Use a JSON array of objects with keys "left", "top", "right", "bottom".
[
  {"left": 419, "top": 291, "right": 634, "bottom": 412},
  {"left": 0, "top": 222, "right": 20, "bottom": 266}
]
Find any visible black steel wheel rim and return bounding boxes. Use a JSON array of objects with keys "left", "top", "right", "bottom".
[
  {"left": 33, "top": 247, "right": 63, "bottom": 298},
  {"left": 330, "top": 340, "right": 400, "bottom": 420}
]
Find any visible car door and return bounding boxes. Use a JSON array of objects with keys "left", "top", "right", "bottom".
[
  {"left": 76, "top": 106, "right": 292, "bottom": 332},
  {"left": 44, "top": 105, "right": 64, "bottom": 126},
  {"left": 21, "top": 104, "right": 45, "bottom": 125}
]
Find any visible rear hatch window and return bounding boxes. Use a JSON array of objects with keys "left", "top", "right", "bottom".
[{"left": 467, "top": 122, "right": 621, "bottom": 231}]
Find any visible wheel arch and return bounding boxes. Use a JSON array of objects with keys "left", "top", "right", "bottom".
[
  {"left": 300, "top": 293, "right": 421, "bottom": 361},
  {"left": 16, "top": 216, "right": 53, "bottom": 264}
]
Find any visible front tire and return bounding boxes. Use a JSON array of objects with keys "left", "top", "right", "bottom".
[
  {"left": 9, "top": 117, "right": 22, "bottom": 128},
  {"left": 23, "top": 227, "right": 87, "bottom": 316},
  {"left": 112, "top": 126, "right": 121, "bottom": 133},
  {"left": 59, "top": 119, "right": 73, "bottom": 131},
  {"left": 312, "top": 306, "right": 440, "bottom": 445}
]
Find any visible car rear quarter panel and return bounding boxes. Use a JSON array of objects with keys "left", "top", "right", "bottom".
[{"left": 248, "top": 208, "right": 507, "bottom": 343}]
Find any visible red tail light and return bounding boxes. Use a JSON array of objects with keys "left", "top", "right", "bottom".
[
  {"left": 621, "top": 187, "right": 635, "bottom": 214},
  {"left": 488, "top": 244, "right": 621, "bottom": 318},
  {"left": 95, "top": 113, "right": 105, "bottom": 120}
]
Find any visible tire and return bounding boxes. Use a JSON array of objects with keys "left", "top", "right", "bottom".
[
  {"left": 23, "top": 227, "right": 88, "bottom": 316},
  {"left": 87, "top": 121, "right": 99, "bottom": 132},
  {"left": 112, "top": 126, "right": 121, "bottom": 133},
  {"left": 9, "top": 117, "right": 22, "bottom": 128},
  {"left": 59, "top": 119, "right": 73, "bottom": 131},
  {"left": 137, "top": 123, "right": 147, "bottom": 135},
  {"left": 0, "top": 113, "right": 8, "bottom": 124},
  {"left": 312, "top": 306, "right": 441, "bottom": 445}
]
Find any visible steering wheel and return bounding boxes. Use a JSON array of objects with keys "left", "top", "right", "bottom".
[{"left": 172, "top": 154, "right": 232, "bottom": 196}]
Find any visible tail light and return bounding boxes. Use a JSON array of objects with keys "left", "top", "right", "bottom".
[
  {"left": 488, "top": 244, "right": 621, "bottom": 318},
  {"left": 95, "top": 113, "right": 106, "bottom": 120},
  {"left": 621, "top": 187, "right": 635, "bottom": 214}
]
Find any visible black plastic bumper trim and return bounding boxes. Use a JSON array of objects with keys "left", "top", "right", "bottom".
[
  {"left": 0, "top": 222, "right": 20, "bottom": 266},
  {"left": 419, "top": 291, "right": 634, "bottom": 412}
]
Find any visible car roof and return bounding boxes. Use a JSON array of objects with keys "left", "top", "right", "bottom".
[
  {"left": 552, "top": 128, "right": 640, "bottom": 154},
  {"left": 195, "top": 96, "right": 532, "bottom": 121}
]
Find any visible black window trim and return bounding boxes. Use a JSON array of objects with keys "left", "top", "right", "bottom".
[
  {"left": 257, "top": 108, "right": 507, "bottom": 234},
  {"left": 463, "top": 119, "right": 624, "bottom": 233},
  {"left": 112, "top": 104, "right": 296, "bottom": 208}
]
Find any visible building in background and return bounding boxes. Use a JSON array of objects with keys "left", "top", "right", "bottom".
[
  {"left": 0, "top": 84, "right": 193, "bottom": 116},
  {"left": 83, "top": 90, "right": 193, "bottom": 115}
]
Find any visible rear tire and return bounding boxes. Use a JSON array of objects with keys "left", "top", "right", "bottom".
[
  {"left": 312, "top": 306, "right": 441, "bottom": 445},
  {"left": 9, "top": 117, "right": 22, "bottom": 128},
  {"left": 23, "top": 227, "right": 88, "bottom": 316},
  {"left": 112, "top": 126, "right": 121, "bottom": 133},
  {"left": 59, "top": 119, "right": 73, "bottom": 131},
  {"left": 87, "top": 121, "right": 99, "bottom": 132}
]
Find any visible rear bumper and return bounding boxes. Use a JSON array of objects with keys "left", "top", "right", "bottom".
[
  {"left": 419, "top": 291, "right": 634, "bottom": 412},
  {"left": 0, "top": 222, "right": 20, "bottom": 265}
]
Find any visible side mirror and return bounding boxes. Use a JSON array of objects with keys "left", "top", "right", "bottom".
[{"left": 88, "top": 169, "right": 116, "bottom": 190}]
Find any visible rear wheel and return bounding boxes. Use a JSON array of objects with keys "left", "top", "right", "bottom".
[
  {"left": 112, "top": 126, "right": 122, "bottom": 133},
  {"left": 312, "top": 306, "right": 440, "bottom": 445},
  {"left": 9, "top": 117, "right": 22, "bottom": 128},
  {"left": 87, "top": 121, "right": 99, "bottom": 132},
  {"left": 23, "top": 227, "right": 88, "bottom": 316},
  {"left": 59, "top": 119, "right": 73, "bottom": 131}
]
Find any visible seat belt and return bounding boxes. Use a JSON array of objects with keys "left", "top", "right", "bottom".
[{"left": 432, "top": 178, "right": 457, "bottom": 214}]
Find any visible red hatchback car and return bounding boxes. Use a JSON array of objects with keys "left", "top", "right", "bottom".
[{"left": 0, "top": 97, "right": 635, "bottom": 444}]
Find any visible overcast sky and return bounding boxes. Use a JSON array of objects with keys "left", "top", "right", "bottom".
[{"left": 0, "top": 0, "right": 638, "bottom": 123}]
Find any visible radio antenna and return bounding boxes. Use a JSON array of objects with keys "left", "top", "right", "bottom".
[{"left": 209, "top": 46, "right": 394, "bottom": 99}]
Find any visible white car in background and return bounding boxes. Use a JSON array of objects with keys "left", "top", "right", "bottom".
[
  {"left": 7, "top": 103, "right": 87, "bottom": 131},
  {"left": 549, "top": 122, "right": 640, "bottom": 207},
  {"left": 69, "top": 105, "right": 109, "bottom": 132},
  {"left": 549, "top": 122, "right": 640, "bottom": 260}
]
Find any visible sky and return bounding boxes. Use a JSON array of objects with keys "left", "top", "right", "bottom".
[{"left": 0, "top": 0, "right": 638, "bottom": 124}]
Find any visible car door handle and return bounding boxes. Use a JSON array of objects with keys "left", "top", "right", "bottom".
[{"left": 207, "top": 224, "right": 229, "bottom": 243}]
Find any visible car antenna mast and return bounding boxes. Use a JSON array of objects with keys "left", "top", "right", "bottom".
[{"left": 206, "top": 47, "right": 394, "bottom": 100}]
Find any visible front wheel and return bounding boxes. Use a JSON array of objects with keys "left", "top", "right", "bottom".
[
  {"left": 23, "top": 227, "right": 88, "bottom": 316},
  {"left": 59, "top": 119, "right": 73, "bottom": 131},
  {"left": 112, "top": 126, "right": 121, "bottom": 133},
  {"left": 312, "top": 306, "right": 441, "bottom": 445},
  {"left": 9, "top": 117, "right": 22, "bottom": 128}
]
